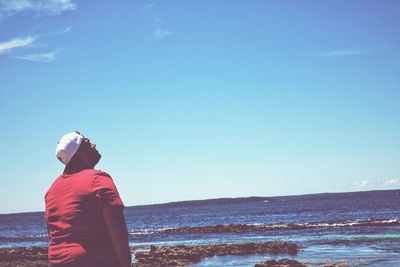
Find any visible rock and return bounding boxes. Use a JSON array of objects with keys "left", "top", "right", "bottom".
[
  {"left": 0, "top": 243, "right": 301, "bottom": 267},
  {"left": 0, "top": 247, "right": 48, "bottom": 261},
  {"left": 134, "top": 242, "right": 300, "bottom": 267},
  {"left": 0, "top": 247, "right": 50, "bottom": 267},
  {"left": 254, "top": 259, "right": 306, "bottom": 267},
  {"left": 323, "top": 263, "right": 349, "bottom": 267},
  {"left": 161, "top": 223, "right": 308, "bottom": 234}
]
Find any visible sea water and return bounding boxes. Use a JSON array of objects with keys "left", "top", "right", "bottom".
[{"left": 1, "top": 190, "right": 400, "bottom": 266}]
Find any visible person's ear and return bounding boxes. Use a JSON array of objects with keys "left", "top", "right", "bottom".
[{"left": 74, "top": 151, "right": 88, "bottom": 162}]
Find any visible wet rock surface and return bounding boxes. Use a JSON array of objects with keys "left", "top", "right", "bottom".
[
  {"left": 0, "top": 244, "right": 349, "bottom": 267},
  {"left": 255, "top": 259, "right": 306, "bottom": 267},
  {"left": 0, "top": 247, "right": 47, "bottom": 261},
  {"left": 322, "top": 263, "right": 349, "bottom": 267},
  {"left": 133, "top": 242, "right": 299, "bottom": 266},
  {"left": 0, "top": 247, "right": 49, "bottom": 267}
]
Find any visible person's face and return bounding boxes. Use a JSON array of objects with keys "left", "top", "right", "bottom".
[{"left": 77, "top": 134, "right": 101, "bottom": 168}]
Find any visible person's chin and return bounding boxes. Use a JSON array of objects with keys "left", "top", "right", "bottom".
[
  {"left": 95, "top": 153, "right": 101, "bottom": 164},
  {"left": 90, "top": 153, "right": 101, "bottom": 168}
]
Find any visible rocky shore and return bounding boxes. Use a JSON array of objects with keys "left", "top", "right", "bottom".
[
  {"left": 0, "top": 243, "right": 349, "bottom": 267},
  {"left": 0, "top": 247, "right": 49, "bottom": 267},
  {"left": 133, "top": 242, "right": 299, "bottom": 266},
  {"left": 159, "top": 220, "right": 400, "bottom": 235},
  {"left": 255, "top": 259, "right": 306, "bottom": 267}
]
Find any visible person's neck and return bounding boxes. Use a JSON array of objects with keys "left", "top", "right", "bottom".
[{"left": 63, "top": 162, "right": 92, "bottom": 175}]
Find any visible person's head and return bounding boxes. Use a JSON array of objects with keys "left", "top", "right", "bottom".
[{"left": 55, "top": 131, "right": 101, "bottom": 169}]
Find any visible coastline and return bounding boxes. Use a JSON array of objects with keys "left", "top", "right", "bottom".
[
  {"left": 0, "top": 242, "right": 351, "bottom": 267},
  {"left": 1, "top": 190, "right": 399, "bottom": 266}
]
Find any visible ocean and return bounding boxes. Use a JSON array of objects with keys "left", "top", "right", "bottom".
[{"left": 1, "top": 189, "right": 400, "bottom": 266}]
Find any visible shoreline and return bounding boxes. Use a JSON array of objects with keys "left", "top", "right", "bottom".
[{"left": 0, "top": 242, "right": 350, "bottom": 267}]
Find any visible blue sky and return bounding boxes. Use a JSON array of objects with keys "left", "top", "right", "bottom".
[{"left": 0, "top": 0, "right": 399, "bottom": 213}]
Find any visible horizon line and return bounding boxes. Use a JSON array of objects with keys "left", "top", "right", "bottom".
[{"left": 1, "top": 188, "right": 399, "bottom": 215}]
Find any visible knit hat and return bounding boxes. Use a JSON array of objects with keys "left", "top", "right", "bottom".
[{"left": 55, "top": 132, "right": 84, "bottom": 165}]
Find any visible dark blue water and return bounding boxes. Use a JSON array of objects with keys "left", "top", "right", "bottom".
[{"left": 1, "top": 190, "right": 400, "bottom": 266}]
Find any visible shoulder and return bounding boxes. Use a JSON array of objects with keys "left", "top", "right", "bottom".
[
  {"left": 45, "top": 174, "right": 63, "bottom": 200},
  {"left": 91, "top": 170, "right": 124, "bottom": 207},
  {"left": 91, "top": 169, "right": 118, "bottom": 192},
  {"left": 82, "top": 169, "right": 113, "bottom": 179},
  {"left": 92, "top": 169, "right": 112, "bottom": 178}
]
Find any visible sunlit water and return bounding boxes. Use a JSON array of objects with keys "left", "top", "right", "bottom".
[{"left": 1, "top": 190, "right": 400, "bottom": 266}]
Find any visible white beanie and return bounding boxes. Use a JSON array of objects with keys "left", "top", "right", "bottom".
[{"left": 55, "top": 132, "right": 84, "bottom": 165}]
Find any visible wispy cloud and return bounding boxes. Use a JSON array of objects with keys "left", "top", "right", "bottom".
[
  {"left": 318, "top": 49, "right": 367, "bottom": 58},
  {"left": 352, "top": 178, "right": 399, "bottom": 190},
  {"left": 0, "top": 36, "right": 37, "bottom": 55},
  {"left": 56, "top": 25, "right": 72, "bottom": 34},
  {"left": 0, "top": 33, "right": 66, "bottom": 63},
  {"left": 353, "top": 180, "right": 371, "bottom": 188},
  {"left": 0, "top": 0, "right": 76, "bottom": 16},
  {"left": 152, "top": 17, "right": 173, "bottom": 41},
  {"left": 16, "top": 48, "right": 61, "bottom": 63},
  {"left": 384, "top": 178, "right": 400, "bottom": 185},
  {"left": 40, "top": 26, "right": 72, "bottom": 37},
  {"left": 141, "top": 3, "right": 173, "bottom": 42},
  {"left": 0, "top": 1, "right": 75, "bottom": 63},
  {"left": 142, "top": 3, "right": 155, "bottom": 12},
  {"left": 154, "top": 28, "right": 173, "bottom": 41},
  {"left": 0, "top": 0, "right": 33, "bottom": 13}
]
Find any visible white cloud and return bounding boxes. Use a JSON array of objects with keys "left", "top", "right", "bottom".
[
  {"left": 318, "top": 49, "right": 366, "bottom": 57},
  {"left": 41, "top": 25, "right": 72, "bottom": 37},
  {"left": 0, "top": 0, "right": 32, "bottom": 12},
  {"left": 16, "top": 48, "right": 60, "bottom": 63},
  {"left": 153, "top": 28, "right": 173, "bottom": 41},
  {"left": 41, "top": 0, "right": 76, "bottom": 15},
  {"left": 0, "top": 28, "right": 69, "bottom": 62},
  {"left": 0, "top": 1, "right": 75, "bottom": 63},
  {"left": 352, "top": 178, "right": 400, "bottom": 190},
  {"left": 142, "top": 4, "right": 173, "bottom": 42},
  {"left": 353, "top": 180, "right": 371, "bottom": 188},
  {"left": 142, "top": 3, "right": 155, "bottom": 12},
  {"left": 58, "top": 25, "right": 72, "bottom": 34},
  {"left": 0, "top": 0, "right": 76, "bottom": 16},
  {"left": 0, "top": 36, "right": 36, "bottom": 54},
  {"left": 384, "top": 178, "right": 399, "bottom": 185}
]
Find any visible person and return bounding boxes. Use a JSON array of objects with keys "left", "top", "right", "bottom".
[{"left": 45, "top": 131, "right": 131, "bottom": 267}]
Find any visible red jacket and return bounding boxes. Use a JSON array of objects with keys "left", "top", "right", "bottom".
[{"left": 45, "top": 169, "right": 124, "bottom": 266}]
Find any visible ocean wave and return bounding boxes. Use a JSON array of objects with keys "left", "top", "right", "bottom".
[
  {"left": 5, "top": 219, "right": 398, "bottom": 241},
  {"left": 129, "top": 227, "right": 178, "bottom": 235},
  {"left": 0, "top": 234, "right": 48, "bottom": 243},
  {"left": 129, "top": 229, "right": 157, "bottom": 235},
  {"left": 157, "top": 219, "right": 400, "bottom": 234}
]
